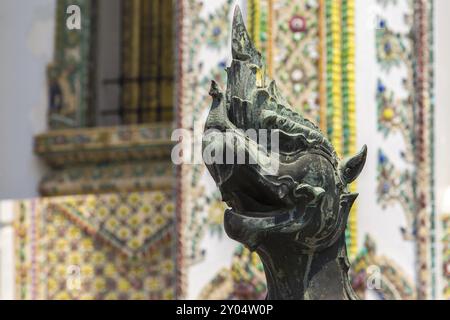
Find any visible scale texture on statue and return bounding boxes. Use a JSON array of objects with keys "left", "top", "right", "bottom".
[{"left": 202, "top": 6, "right": 367, "bottom": 300}]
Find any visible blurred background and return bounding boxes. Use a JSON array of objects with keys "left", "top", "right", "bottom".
[{"left": 0, "top": 0, "right": 449, "bottom": 300}]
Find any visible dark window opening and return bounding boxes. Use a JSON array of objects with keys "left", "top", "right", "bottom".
[{"left": 95, "top": 0, "right": 174, "bottom": 126}]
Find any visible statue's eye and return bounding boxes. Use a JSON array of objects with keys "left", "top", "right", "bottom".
[{"left": 278, "top": 184, "right": 289, "bottom": 199}]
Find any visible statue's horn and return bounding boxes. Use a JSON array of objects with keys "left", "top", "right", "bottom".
[
  {"left": 339, "top": 145, "right": 367, "bottom": 184},
  {"left": 231, "top": 5, "right": 262, "bottom": 67}
]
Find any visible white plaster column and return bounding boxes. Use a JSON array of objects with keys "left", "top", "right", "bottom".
[{"left": 0, "top": 200, "right": 15, "bottom": 300}]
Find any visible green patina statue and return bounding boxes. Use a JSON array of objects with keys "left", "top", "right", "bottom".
[{"left": 202, "top": 6, "right": 367, "bottom": 300}]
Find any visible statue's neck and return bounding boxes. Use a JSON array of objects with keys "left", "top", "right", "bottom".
[{"left": 256, "top": 236, "right": 357, "bottom": 300}]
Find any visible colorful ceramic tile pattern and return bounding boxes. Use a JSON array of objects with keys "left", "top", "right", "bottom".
[
  {"left": 350, "top": 235, "right": 416, "bottom": 300},
  {"left": 198, "top": 245, "right": 267, "bottom": 300},
  {"left": 442, "top": 215, "right": 450, "bottom": 299},
  {"left": 14, "top": 192, "right": 177, "bottom": 300},
  {"left": 375, "top": 0, "right": 436, "bottom": 299},
  {"left": 34, "top": 123, "right": 174, "bottom": 167},
  {"left": 39, "top": 161, "right": 173, "bottom": 197}
]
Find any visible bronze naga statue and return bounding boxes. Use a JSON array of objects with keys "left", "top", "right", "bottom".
[{"left": 202, "top": 6, "right": 367, "bottom": 300}]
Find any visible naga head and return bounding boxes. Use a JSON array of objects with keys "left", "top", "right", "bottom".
[{"left": 202, "top": 7, "right": 367, "bottom": 254}]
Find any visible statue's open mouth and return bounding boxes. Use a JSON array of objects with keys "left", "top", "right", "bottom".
[{"left": 218, "top": 166, "right": 290, "bottom": 217}]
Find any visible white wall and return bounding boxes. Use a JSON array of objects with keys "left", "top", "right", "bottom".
[
  {"left": 434, "top": 0, "right": 450, "bottom": 299},
  {"left": 355, "top": 0, "right": 416, "bottom": 284},
  {"left": 0, "top": 0, "right": 54, "bottom": 200},
  {"left": 186, "top": 0, "right": 240, "bottom": 299},
  {"left": 0, "top": 201, "right": 15, "bottom": 300},
  {"left": 355, "top": 0, "right": 450, "bottom": 299}
]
